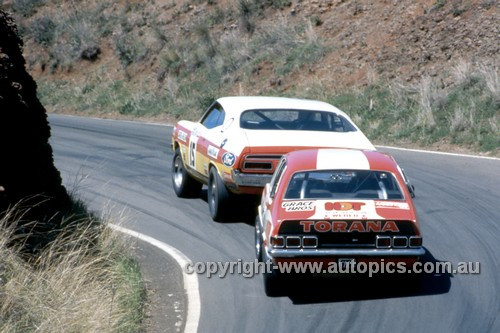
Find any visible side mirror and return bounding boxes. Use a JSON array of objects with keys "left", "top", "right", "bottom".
[
  {"left": 397, "top": 165, "right": 416, "bottom": 198},
  {"left": 408, "top": 183, "right": 416, "bottom": 198},
  {"left": 264, "top": 183, "right": 271, "bottom": 196},
  {"left": 265, "top": 183, "right": 274, "bottom": 205}
]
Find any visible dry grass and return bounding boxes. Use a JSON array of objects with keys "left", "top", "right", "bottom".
[
  {"left": 319, "top": 60, "right": 499, "bottom": 153},
  {"left": 478, "top": 61, "right": 499, "bottom": 99},
  {"left": 451, "top": 59, "right": 472, "bottom": 85},
  {"left": 449, "top": 104, "right": 478, "bottom": 134},
  {"left": 0, "top": 207, "right": 144, "bottom": 333},
  {"left": 417, "top": 75, "right": 437, "bottom": 129}
]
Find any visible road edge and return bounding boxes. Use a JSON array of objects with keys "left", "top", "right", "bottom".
[
  {"left": 376, "top": 145, "right": 500, "bottom": 161},
  {"left": 110, "top": 224, "right": 200, "bottom": 333},
  {"left": 49, "top": 113, "right": 499, "bottom": 160}
]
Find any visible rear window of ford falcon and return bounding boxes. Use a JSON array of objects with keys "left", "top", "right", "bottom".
[{"left": 240, "top": 109, "right": 357, "bottom": 132}]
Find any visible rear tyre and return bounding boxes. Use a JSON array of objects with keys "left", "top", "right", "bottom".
[
  {"left": 172, "top": 147, "right": 202, "bottom": 198},
  {"left": 255, "top": 214, "right": 263, "bottom": 260},
  {"left": 256, "top": 216, "right": 283, "bottom": 296},
  {"left": 262, "top": 254, "right": 282, "bottom": 297},
  {"left": 263, "top": 269, "right": 282, "bottom": 297},
  {"left": 208, "top": 167, "right": 231, "bottom": 221}
]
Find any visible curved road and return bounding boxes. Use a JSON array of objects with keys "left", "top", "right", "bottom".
[{"left": 49, "top": 114, "right": 499, "bottom": 333}]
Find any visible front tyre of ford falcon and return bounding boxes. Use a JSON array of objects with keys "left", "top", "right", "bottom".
[{"left": 172, "top": 147, "right": 202, "bottom": 198}]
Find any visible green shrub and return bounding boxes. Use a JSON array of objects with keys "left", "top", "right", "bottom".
[
  {"left": 250, "top": 21, "right": 326, "bottom": 75},
  {"left": 11, "top": 0, "right": 43, "bottom": 17},
  {"left": 254, "top": 0, "right": 292, "bottom": 9},
  {"left": 433, "top": 0, "right": 446, "bottom": 10},
  {"left": 114, "top": 33, "right": 147, "bottom": 67},
  {"left": 30, "top": 16, "right": 56, "bottom": 47}
]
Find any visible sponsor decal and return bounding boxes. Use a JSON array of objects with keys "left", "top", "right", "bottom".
[
  {"left": 325, "top": 202, "right": 366, "bottom": 211},
  {"left": 282, "top": 201, "right": 315, "bottom": 212},
  {"left": 300, "top": 220, "right": 400, "bottom": 233},
  {"left": 222, "top": 152, "right": 236, "bottom": 167},
  {"left": 188, "top": 135, "right": 199, "bottom": 168},
  {"left": 375, "top": 201, "right": 410, "bottom": 210},
  {"left": 322, "top": 201, "right": 368, "bottom": 219},
  {"left": 310, "top": 200, "right": 384, "bottom": 220},
  {"left": 322, "top": 211, "right": 368, "bottom": 219},
  {"left": 207, "top": 145, "right": 220, "bottom": 159},
  {"left": 177, "top": 129, "right": 188, "bottom": 142}
]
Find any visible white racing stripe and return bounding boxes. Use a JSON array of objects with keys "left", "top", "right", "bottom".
[
  {"left": 376, "top": 145, "right": 500, "bottom": 161},
  {"left": 316, "top": 149, "right": 370, "bottom": 170},
  {"left": 110, "top": 224, "right": 200, "bottom": 333}
]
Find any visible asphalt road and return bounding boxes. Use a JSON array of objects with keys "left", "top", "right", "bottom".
[{"left": 49, "top": 114, "right": 500, "bottom": 333}]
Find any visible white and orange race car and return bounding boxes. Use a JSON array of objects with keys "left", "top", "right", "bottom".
[
  {"left": 255, "top": 148, "right": 424, "bottom": 295},
  {"left": 171, "top": 96, "right": 376, "bottom": 221}
]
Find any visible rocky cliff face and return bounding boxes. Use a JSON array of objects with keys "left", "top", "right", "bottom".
[{"left": 0, "top": 9, "right": 69, "bottom": 226}]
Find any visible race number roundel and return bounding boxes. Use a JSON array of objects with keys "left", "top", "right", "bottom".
[{"left": 222, "top": 152, "right": 235, "bottom": 167}]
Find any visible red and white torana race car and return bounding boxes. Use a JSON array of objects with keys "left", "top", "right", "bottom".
[
  {"left": 171, "top": 96, "right": 375, "bottom": 221},
  {"left": 255, "top": 148, "right": 424, "bottom": 295}
]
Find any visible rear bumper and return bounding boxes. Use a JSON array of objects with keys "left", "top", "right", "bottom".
[
  {"left": 232, "top": 170, "right": 273, "bottom": 187},
  {"left": 269, "top": 247, "right": 425, "bottom": 258}
]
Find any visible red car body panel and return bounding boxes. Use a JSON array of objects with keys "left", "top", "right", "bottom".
[{"left": 258, "top": 148, "right": 424, "bottom": 265}]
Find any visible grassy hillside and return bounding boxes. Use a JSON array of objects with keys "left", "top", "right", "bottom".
[{"left": 3, "top": 0, "right": 499, "bottom": 153}]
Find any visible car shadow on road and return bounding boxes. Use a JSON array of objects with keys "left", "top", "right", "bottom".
[{"left": 280, "top": 249, "right": 452, "bottom": 304}]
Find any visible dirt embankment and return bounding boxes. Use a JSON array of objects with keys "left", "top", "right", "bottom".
[
  {"left": 1, "top": 0, "right": 498, "bottom": 154},
  {"left": 9, "top": 0, "right": 498, "bottom": 90},
  {"left": 286, "top": 0, "right": 499, "bottom": 87}
]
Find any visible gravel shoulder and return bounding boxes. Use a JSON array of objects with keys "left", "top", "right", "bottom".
[{"left": 133, "top": 239, "right": 187, "bottom": 333}]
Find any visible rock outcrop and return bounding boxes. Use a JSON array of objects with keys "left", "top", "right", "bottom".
[{"left": 0, "top": 9, "right": 70, "bottom": 231}]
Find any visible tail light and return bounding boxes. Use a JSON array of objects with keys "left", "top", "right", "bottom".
[
  {"left": 392, "top": 236, "right": 409, "bottom": 248},
  {"left": 271, "top": 236, "right": 284, "bottom": 248},
  {"left": 242, "top": 154, "right": 282, "bottom": 172},
  {"left": 302, "top": 236, "right": 318, "bottom": 248},
  {"left": 409, "top": 236, "right": 423, "bottom": 248},
  {"left": 376, "top": 236, "right": 391, "bottom": 248},
  {"left": 272, "top": 236, "right": 318, "bottom": 249},
  {"left": 243, "top": 162, "right": 273, "bottom": 170},
  {"left": 285, "top": 236, "right": 301, "bottom": 248},
  {"left": 273, "top": 235, "right": 420, "bottom": 249}
]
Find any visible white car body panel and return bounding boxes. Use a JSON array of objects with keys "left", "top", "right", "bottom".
[
  {"left": 172, "top": 96, "right": 378, "bottom": 195},
  {"left": 243, "top": 129, "right": 375, "bottom": 152}
]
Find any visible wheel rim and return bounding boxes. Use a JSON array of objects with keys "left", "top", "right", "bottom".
[
  {"left": 209, "top": 175, "right": 217, "bottom": 214},
  {"left": 173, "top": 155, "right": 183, "bottom": 189},
  {"left": 255, "top": 219, "right": 262, "bottom": 259}
]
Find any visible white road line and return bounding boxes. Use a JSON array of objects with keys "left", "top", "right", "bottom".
[
  {"left": 376, "top": 145, "right": 500, "bottom": 161},
  {"left": 110, "top": 224, "right": 200, "bottom": 333}
]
